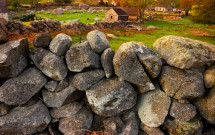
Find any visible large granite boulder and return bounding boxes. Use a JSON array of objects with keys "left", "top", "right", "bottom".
[
  {"left": 193, "top": 86, "right": 215, "bottom": 124},
  {"left": 86, "top": 77, "right": 137, "bottom": 117},
  {"left": 153, "top": 35, "right": 215, "bottom": 69},
  {"left": 0, "top": 101, "right": 51, "bottom": 134},
  {"left": 0, "top": 38, "right": 28, "bottom": 77},
  {"left": 49, "top": 33, "right": 72, "bottom": 56},
  {"left": 66, "top": 40, "right": 100, "bottom": 72},
  {"left": 137, "top": 88, "right": 171, "bottom": 127},
  {"left": 134, "top": 42, "right": 162, "bottom": 78},
  {"left": 33, "top": 32, "right": 52, "bottom": 48},
  {"left": 204, "top": 65, "right": 215, "bottom": 88},
  {"left": 73, "top": 69, "right": 105, "bottom": 91},
  {"left": 30, "top": 48, "right": 68, "bottom": 81},
  {"left": 159, "top": 66, "right": 205, "bottom": 99},
  {"left": 169, "top": 99, "right": 197, "bottom": 122},
  {"left": 113, "top": 42, "right": 155, "bottom": 92},
  {"left": 0, "top": 21, "right": 8, "bottom": 44},
  {"left": 164, "top": 117, "right": 203, "bottom": 135},
  {"left": 59, "top": 106, "right": 93, "bottom": 135},
  {"left": 0, "top": 68, "right": 47, "bottom": 105},
  {"left": 87, "top": 30, "right": 110, "bottom": 53},
  {"left": 101, "top": 48, "right": 114, "bottom": 78}
]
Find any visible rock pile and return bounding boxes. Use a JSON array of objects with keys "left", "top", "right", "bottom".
[{"left": 0, "top": 31, "right": 214, "bottom": 135}]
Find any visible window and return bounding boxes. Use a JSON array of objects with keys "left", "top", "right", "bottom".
[{"left": 111, "top": 16, "right": 113, "bottom": 19}]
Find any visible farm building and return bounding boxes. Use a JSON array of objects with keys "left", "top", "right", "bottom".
[
  {"left": 105, "top": 8, "right": 129, "bottom": 22},
  {"left": 123, "top": 7, "right": 138, "bottom": 21}
]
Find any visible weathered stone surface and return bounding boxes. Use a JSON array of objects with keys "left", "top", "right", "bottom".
[
  {"left": 0, "top": 38, "right": 28, "bottom": 77},
  {"left": 0, "top": 21, "right": 8, "bottom": 44},
  {"left": 59, "top": 106, "right": 93, "bottom": 135},
  {"left": 134, "top": 42, "right": 162, "bottom": 78},
  {"left": 153, "top": 35, "right": 215, "bottom": 69},
  {"left": 49, "top": 123, "right": 61, "bottom": 135},
  {"left": 164, "top": 117, "right": 203, "bottom": 135},
  {"left": 170, "top": 99, "right": 197, "bottom": 122},
  {"left": 193, "top": 87, "right": 215, "bottom": 124},
  {"left": 140, "top": 123, "right": 164, "bottom": 135},
  {"left": 73, "top": 69, "right": 105, "bottom": 91},
  {"left": 204, "top": 65, "right": 215, "bottom": 88},
  {"left": 137, "top": 88, "right": 171, "bottom": 127},
  {"left": 87, "top": 30, "right": 110, "bottom": 53},
  {"left": 33, "top": 32, "right": 52, "bottom": 48},
  {"left": 50, "top": 101, "right": 84, "bottom": 119},
  {"left": 86, "top": 77, "right": 137, "bottom": 117},
  {"left": 43, "top": 76, "right": 83, "bottom": 107},
  {"left": 49, "top": 33, "right": 72, "bottom": 56},
  {"left": 0, "top": 101, "right": 51, "bottom": 135},
  {"left": 53, "top": 8, "right": 64, "bottom": 15},
  {"left": 101, "top": 48, "right": 114, "bottom": 78},
  {"left": 30, "top": 48, "right": 68, "bottom": 81},
  {"left": 66, "top": 40, "right": 100, "bottom": 72},
  {"left": 113, "top": 42, "right": 155, "bottom": 92},
  {"left": 159, "top": 66, "right": 205, "bottom": 99},
  {"left": 55, "top": 77, "right": 69, "bottom": 92},
  {"left": 103, "top": 117, "right": 124, "bottom": 135},
  {"left": 0, "top": 103, "right": 11, "bottom": 116},
  {"left": 45, "top": 80, "right": 58, "bottom": 92},
  {"left": 0, "top": 68, "right": 47, "bottom": 105}
]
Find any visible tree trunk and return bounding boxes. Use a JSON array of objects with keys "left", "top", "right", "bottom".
[{"left": 185, "top": 10, "right": 189, "bottom": 16}]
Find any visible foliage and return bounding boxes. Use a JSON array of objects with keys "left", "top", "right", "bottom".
[
  {"left": 54, "top": 0, "right": 73, "bottom": 4},
  {"left": 98, "top": 0, "right": 105, "bottom": 6},
  {"left": 180, "top": 0, "right": 193, "bottom": 16}
]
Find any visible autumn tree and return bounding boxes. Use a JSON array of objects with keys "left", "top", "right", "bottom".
[
  {"left": 180, "top": 0, "right": 193, "bottom": 16},
  {"left": 137, "top": 0, "right": 155, "bottom": 21}
]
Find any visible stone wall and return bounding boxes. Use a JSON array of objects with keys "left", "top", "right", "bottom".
[{"left": 0, "top": 29, "right": 214, "bottom": 135}]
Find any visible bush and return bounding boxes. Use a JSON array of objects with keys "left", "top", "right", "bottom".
[{"left": 99, "top": 0, "right": 105, "bottom": 6}]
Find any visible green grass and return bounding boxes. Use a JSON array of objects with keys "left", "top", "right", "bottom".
[{"left": 35, "top": 10, "right": 105, "bottom": 24}]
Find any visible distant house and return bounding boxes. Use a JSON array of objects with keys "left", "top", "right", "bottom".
[
  {"left": 155, "top": 2, "right": 174, "bottom": 12},
  {"left": 123, "top": 7, "right": 138, "bottom": 21},
  {"left": 105, "top": 8, "right": 129, "bottom": 22}
]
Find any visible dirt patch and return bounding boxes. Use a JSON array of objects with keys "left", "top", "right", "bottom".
[{"left": 189, "top": 28, "right": 215, "bottom": 37}]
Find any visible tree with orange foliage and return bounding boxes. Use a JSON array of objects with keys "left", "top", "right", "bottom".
[{"left": 180, "top": 0, "right": 193, "bottom": 16}]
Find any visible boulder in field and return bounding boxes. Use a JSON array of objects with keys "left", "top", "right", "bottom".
[
  {"left": 73, "top": 69, "right": 105, "bottom": 91},
  {"left": 49, "top": 33, "right": 72, "bottom": 56},
  {"left": 101, "top": 48, "right": 115, "bottom": 78},
  {"left": 87, "top": 30, "right": 110, "bottom": 53},
  {"left": 0, "top": 68, "right": 47, "bottom": 105},
  {"left": 66, "top": 40, "right": 100, "bottom": 72},
  {"left": 113, "top": 42, "right": 155, "bottom": 92},
  {"left": 0, "top": 101, "right": 51, "bottom": 135},
  {"left": 204, "top": 65, "right": 215, "bottom": 88},
  {"left": 33, "top": 32, "right": 52, "bottom": 48},
  {"left": 137, "top": 88, "right": 171, "bottom": 127},
  {"left": 53, "top": 8, "right": 64, "bottom": 15},
  {"left": 59, "top": 106, "right": 93, "bottom": 135},
  {"left": 0, "top": 38, "right": 28, "bottom": 77},
  {"left": 159, "top": 66, "right": 205, "bottom": 99},
  {"left": 193, "top": 86, "right": 215, "bottom": 124},
  {"left": 86, "top": 77, "right": 137, "bottom": 117},
  {"left": 30, "top": 48, "right": 68, "bottom": 81},
  {"left": 153, "top": 35, "right": 215, "bottom": 69}
]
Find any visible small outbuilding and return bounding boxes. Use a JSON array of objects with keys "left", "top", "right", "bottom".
[{"left": 105, "top": 8, "right": 129, "bottom": 22}]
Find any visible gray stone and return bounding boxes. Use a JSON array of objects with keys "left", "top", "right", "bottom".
[
  {"left": 45, "top": 80, "right": 58, "bottom": 92},
  {"left": 53, "top": 8, "right": 64, "bottom": 15},
  {"left": 66, "top": 40, "right": 100, "bottom": 72},
  {"left": 55, "top": 77, "right": 69, "bottom": 92},
  {"left": 86, "top": 77, "right": 137, "bottom": 117},
  {"left": 147, "top": 25, "right": 157, "bottom": 30},
  {"left": 153, "top": 35, "right": 215, "bottom": 69},
  {"left": 193, "top": 86, "right": 215, "bottom": 124},
  {"left": 164, "top": 117, "right": 203, "bottom": 135},
  {"left": 49, "top": 33, "right": 72, "bottom": 56},
  {"left": 101, "top": 48, "right": 114, "bottom": 78},
  {"left": 0, "top": 21, "right": 8, "bottom": 44},
  {"left": 0, "top": 103, "right": 11, "bottom": 116},
  {"left": 59, "top": 106, "right": 93, "bottom": 135},
  {"left": 0, "top": 38, "right": 28, "bottom": 77},
  {"left": 204, "top": 65, "right": 215, "bottom": 88},
  {"left": 50, "top": 101, "right": 84, "bottom": 119},
  {"left": 0, "top": 68, "right": 47, "bottom": 105},
  {"left": 137, "top": 88, "right": 171, "bottom": 127},
  {"left": 73, "top": 69, "right": 105, "bottom": 91},
  {"left": 30, "top": 48, "right": 68, "bottom": 81},
  {"left": 33, "top": 32, "right": 52, "bottom": 48},
  {"left": 140, "top": 123, "right": 164, "bottom": 135},
  {"left": 0, "top": 101, "right": 51, "bottom": 134},
  {"left": 113, "top": 42, "right": 155, "bottom": 92},
  {"left": 169, "top": 99, "right": 197, "bottom": 122},
  {"left": 159, "top": 66, "right": 205, "bottom": 99},
  {"left": 134, "top": 42, "right": 162, "bottom": 78},
  {"left": 103, "top": 117, "right": 124, "bottom": 135},
  {"left": 87, "top": 30, "right": 110, "bottom": 53}
]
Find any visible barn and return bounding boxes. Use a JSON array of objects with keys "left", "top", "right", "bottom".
[{"left": 105, "top": 8, "right": 129, "bottom": 22}]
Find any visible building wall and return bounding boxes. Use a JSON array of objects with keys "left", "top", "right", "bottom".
[
  {"left": 105, "top": 9, "right": 119, "bottom": 22},
  {"left": 155, "top": 7, "right": 167, "bottom": 12}
]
